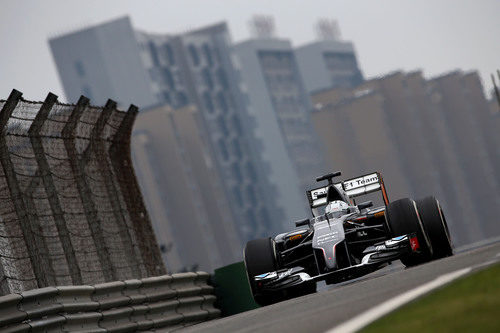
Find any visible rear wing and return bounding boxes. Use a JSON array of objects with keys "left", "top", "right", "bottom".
[{"left": 306, "top": 172, "right": 389, "bottom": 210}]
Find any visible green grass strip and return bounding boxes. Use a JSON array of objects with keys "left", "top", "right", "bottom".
[{"left": 361, "top": 263, "right": 500, "bottom": 332}]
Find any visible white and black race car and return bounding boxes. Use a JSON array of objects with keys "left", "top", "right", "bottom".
[{"left": 244, "top": 171, "right": 453, "bottom": 305}]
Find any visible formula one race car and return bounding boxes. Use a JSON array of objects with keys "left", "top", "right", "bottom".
[{"left": 244, "top": 171, "right": 453, "bottom": 305}]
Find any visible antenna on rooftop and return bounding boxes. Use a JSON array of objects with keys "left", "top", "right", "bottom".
[
  {"left": 249, "top": 15, "right": 276, "bottom": 39},
  {"left": 315, "top": 18, "right": 341, "bottom": 41}
]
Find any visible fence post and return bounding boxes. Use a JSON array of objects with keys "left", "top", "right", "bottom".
[
  {"left": 493, "top": 72, "right": 500, "bottom": 110},
  {"left": 23, "top": 171, "right": 58, "bottom": 287},
  {"left": 91, "top": 104, "right": 141, "bottom": 278},
  {"left": 0, "top": 89, "right": 43, "bottom": 289},
  {"left": 29, "top": 92, "right": 83, "bottom": 285},
  {"left": 61, "top": 96, "right": 116, "bottom": 282},
  {"left": 109, "top": 105, "right": 166, "bottom": 276}
]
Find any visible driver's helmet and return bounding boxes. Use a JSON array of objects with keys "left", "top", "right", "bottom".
[{"left": 325, "top": 200, "right": 349, "bottom": 217}]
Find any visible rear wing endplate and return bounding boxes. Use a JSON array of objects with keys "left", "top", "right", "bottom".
[{"left": 306, "top": 172, "right": 389, "bottom": 209}]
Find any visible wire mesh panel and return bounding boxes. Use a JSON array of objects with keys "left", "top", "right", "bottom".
[{"left": 0, "top": 90, "right": 165, "bottom": 295}]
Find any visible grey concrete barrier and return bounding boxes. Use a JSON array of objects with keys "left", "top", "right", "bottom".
[
  {"left": 201, "top": 295, "right": 221, "bottom": 319},
  {"left": 56, "top": 285, "right": 98, "bottom": 312},
  {"left": 0, "top": 293, "right": 26, "bottom": 326},
  {"left": 0, "top": 272, "right": 220, "bottom": 332},
  {"left": 28, "top": 315, "right": 66, "bottom": 332},
  {"left": 130, "top": 304, "right": 153, "bottom": 331},
  {"left": 177, "top": 296, "right": 209, "bottom": 322},
  {"left": 18, "top": 287, "right": 62, "bottom": 319},
  {"left": 140, "top": 275, "right": 175, "bottom": 303},
  {"left": 99, "top": 306, "right": 137, "bottom": 332},
  {"left": 170, "top": 272, "right": 201, "bottom": 297},
  {"left": 1, "top": 322, "right": 31, "bottom": 333},
  {"left": 146, "top": 299, "right": 182, "bottom": 328},
  {"left": 194, "top": 271, "right": 216, "bottom": 294},
  {"left": 93, "top": 281, "right": 130, "bottom": 310},
  {"left": 123, "top": 279, "right": 147, "bottom": 305},
  {"left": 62, "top": 312, "right": 104, "bottom": 332}
]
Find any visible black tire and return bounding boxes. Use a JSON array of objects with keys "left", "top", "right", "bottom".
[
  {"left": 244, "top": 238, "right": 279, "bottom": 305},
  {"left": 244, "top": 238, "right": 317, "bottom": 305},
  {"left": 386, "top": 198, "right": 432, "bottom": 267},
  {"left": 416, "top": 196, "right": 453, "bottom": 259}
]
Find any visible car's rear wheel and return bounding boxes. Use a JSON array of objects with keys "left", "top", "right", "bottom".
[
  {"left": 416, "top": 196, "right": 453, "bottom": 259},
  {"left": 386, "top": 198, "right": 432, "bottom": 267}
]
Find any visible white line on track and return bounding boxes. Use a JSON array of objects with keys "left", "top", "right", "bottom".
[
  {"left": 325, "top": 267, "right": 471, "bottom": 333},
  {"left": 474, "top": 259, "right": 499, "bottom": 269}
]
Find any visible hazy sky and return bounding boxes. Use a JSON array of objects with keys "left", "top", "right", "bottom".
[{"left": 1, "top": 0, "right": 499, "bottom": 102}]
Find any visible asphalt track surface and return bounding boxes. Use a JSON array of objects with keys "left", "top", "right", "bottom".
[{"left": 181, "top": 239, "right": 500, "bottom": 333}]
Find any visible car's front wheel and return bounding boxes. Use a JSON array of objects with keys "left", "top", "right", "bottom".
[
  {"left": 244, "top": 237, "right": 280, "bottom": 305},
  {"left": 244, "top": 238, "right": 316, "bottom": 305}
]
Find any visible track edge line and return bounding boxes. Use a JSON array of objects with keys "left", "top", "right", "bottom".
[{"left": 325, "top": 267, "right": 472, "bottom": 333}]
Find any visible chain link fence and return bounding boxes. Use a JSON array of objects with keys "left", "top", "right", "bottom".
[{"left": 0, "top": 89, "right": 165, "bottom": 295}]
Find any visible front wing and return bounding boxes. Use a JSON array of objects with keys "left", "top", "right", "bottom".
[{"left": 253, "top": 233, "right": 419, "bottom": 292}]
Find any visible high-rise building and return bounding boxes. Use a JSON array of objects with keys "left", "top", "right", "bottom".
[
  {"left": 49, "top": 17, "right": 156, "bottom": 108},
  {"left": 310, "top": 89, "right": 413, "bottom": 202},
  {"left": 427, "top": 71, "right": 500, "bottom": 239},
  {"left": 296, "top": 39, "right": 363, "bottom": 94},
  {"left": 132, "top": 104, "right": 242, "bottom": 272},
  {"left": 460, "top": 72, "right": 500, "bottom": 191},
  {"left": 234, "top": 38, "right": 328, "bottom": 224},
  {"left": 310, "top": 70, "right": 500, "bottom": 246},
  {"left": 50, "top": 17, "right": 286, "bottom": 266},
  {"left": 136, "top": 22, "right": 285, "bottom": 240}
]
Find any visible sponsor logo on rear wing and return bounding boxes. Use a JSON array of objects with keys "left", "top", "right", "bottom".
[
  {"left": 307, "top": 172, "right": 382, "bottom": 208},
  {"left": 343, "top": 173, "right": 381, "bottom": 196}
]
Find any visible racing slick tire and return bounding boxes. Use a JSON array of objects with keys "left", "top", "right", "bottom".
[
  {"left": 244, "top": 238, "right": 280, "bottom": 305},
  {"left": 244, "top": 238, "right": 316, "bottom": 305},
  {"left": 416, "top": 196, "right": 453, "bottom": 259},
  {"left": 386, "top": 198, "right": 433, "bottom": 267}
]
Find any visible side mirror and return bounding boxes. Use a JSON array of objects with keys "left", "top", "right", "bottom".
[
  {"left": 295, "top": 218, "right": 310, "bottom": 227},
  {"left": 357, "top": 201, "right": 373, "bottom": 210}
]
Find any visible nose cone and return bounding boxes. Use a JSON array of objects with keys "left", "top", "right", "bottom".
[{"left": 312, "top": 218, "right": 345, "bottom": 270}]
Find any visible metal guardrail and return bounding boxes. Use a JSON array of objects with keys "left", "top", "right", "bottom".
[{"left": 0, "top": 271, "right": 219, "bottom": 332}]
